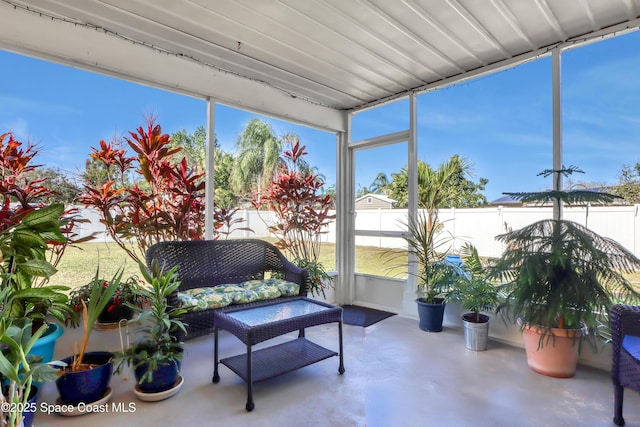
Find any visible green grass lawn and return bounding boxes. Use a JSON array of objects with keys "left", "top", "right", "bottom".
[
  {"left": 52, "top": 242, "right": 144, "bottom": 288},
  {"left": 50, "top": 242, "right": 406, "bottom": 287},
  {"left": 51, "top": 240, "right": 640, "bottom": 290},
  {"left": 52, "top": 240, "right": 407, "bottom": 288}
]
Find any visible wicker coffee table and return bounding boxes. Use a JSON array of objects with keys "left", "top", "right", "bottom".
[{"left": 212, "top": 297, "right": 345, "bottom": 411}]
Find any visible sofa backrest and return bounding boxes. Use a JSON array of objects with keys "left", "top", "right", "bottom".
[{"left": 145, "top": 239, "right": 307, "bottom": 293}]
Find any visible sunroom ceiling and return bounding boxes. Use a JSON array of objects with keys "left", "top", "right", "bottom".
[{"left": 1, "top": 0, "right": 639, "bottom": 131}]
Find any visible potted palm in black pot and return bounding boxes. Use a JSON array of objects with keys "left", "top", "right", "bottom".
[
  {"left": 403, "top": 211, "right": 457, "bottom": 332},
  {"left": 449, "top": 243, "right": 500, "bottom": 351},
  {"left": 491, "top": 166, "right": 640, "bottom": 377},
  {"left": 115, "top": 261, "right": 188, "bottom": 401}
]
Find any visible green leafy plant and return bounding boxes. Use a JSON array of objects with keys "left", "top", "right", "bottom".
[
  {"left": 252, "top": 138, "right": 335, "bottom": 297},
  {"left": 402, "top": 210, "right": 456, "bottom": 303},
  {"left": 69, "top": 268, "right": 123, "bottom": 371},
  {"left": 0, "top": 203, "right": 77, "bottom": 326},
  {"left": 0, "top": 132, "right": 82, "bottom": 327},
  {"left": 449, "top": 243, "right": 499, "bottom": 322},
  {"left": 0, "top": 315, "right": 62, "bottom": 427},
  {"left": 114, "top": 261, "right": 188, "bottom": 385},
  {"left": 491, "top": 166, "right": 640, "bottom": 346},
  {"left": 66, "top": 274, "right": 145, "bottom": 327}
]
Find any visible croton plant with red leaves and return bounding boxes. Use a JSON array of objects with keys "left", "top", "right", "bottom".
[
  {"left": 252, "top": 137, "right": 335, "bottom": 297},
  {"left": 0, "top": 132, "right": 84, "bottom": 283},
  {"left": 77, "top": 117, "right": 248, "bottom": 265}
]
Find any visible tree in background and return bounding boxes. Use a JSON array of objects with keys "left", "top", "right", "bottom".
[
  {"left": 22, "top": 167, "right": 82, "bottom": 205},
  {"left": 212, "top": 148, "right": 237, "bottom": 209},
  {"left": 357, "top": 172, "right": 390, "bottom": 198},
  {"left": 169, "top": 126, "right": 237, "bottom": 208},
  {"left": 230, "top": 119, "right": 281, "bottom": 200},
  {"left": 386, "top": 155, "right": 488, "bottom": 210},
  {"left": 613, "top": 163, "right": 640, "bottom": 204},
  {"left": 369, "top": 172, "right": 390, "bottom": 194},
  {"left": 170, "top": 126, "right": 207, "bottom": 173}
]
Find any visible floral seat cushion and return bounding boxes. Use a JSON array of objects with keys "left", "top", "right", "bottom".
[
  {"left": 177, "top": 287, "right": 235, "bottom": 311},
  {"left": 176, "top": 279, "right": 300, "bottom": 312}
]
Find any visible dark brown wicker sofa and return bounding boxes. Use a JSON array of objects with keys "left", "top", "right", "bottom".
[{"left": 146, "top": 239, "right": 309, "bottom": 341}]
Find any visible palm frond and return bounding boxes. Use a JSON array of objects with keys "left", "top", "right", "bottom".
[{"left": 505, "top": 189, "right": 620, "bottom": 206}]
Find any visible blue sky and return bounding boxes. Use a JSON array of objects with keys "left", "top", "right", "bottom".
[{"left": 1, "top": 30, "right": 639, "bottom": 201}]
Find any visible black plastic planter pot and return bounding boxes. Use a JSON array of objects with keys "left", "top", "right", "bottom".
[
  {"left": 97, "top": 304, "right": 134, "bottom": 324},
  {"left": 416, "top": 298, "right": 446, "bottom": 332},
  {"left": 55, "top": 351, "right": 113, "bottom": 405}
]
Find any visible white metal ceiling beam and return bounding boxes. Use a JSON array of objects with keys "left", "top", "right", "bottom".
[
  {"left": 321, "top": 0, "right": 441, "bottom": 83},
  {"left": 402, "top": 0, "right": 486, "bottom": 67},
  {"left": 367, "top": 0, "right": 466, "bottom": 74},
  {"left": 0, "top": 1, "right": 347, "bottom": 132},
  {"left": 624, "top": 0, "right": 640, "bottom": 18},
  {"left": 577, "top": 0, "right": 598, "bottom": 31},
  {"left": 277, "top": 0, "right": 426, "bottom": 88},
  {"left": 446, "top": 0, "right": 511, "bottom": 58},
  {"left": 489, "top": 0, "right": 537, "bottom": 50},
  {"left": 535, "top": 0, "right": 568, "bottom": 41}
]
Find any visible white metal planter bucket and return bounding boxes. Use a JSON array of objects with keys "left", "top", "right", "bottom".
[{"left": 462, "top": 313, "right": 490, "bottom": 351}]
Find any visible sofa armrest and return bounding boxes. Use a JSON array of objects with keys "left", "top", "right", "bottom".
[
  {"left": 611, "top": 305, "right": 640, "bottom": 344},
  {"left": 276, "top": 255, "right": 310, "bottom": 297},
  {"left": 611, "top": 304, "right": 640, "bottom": 380}
]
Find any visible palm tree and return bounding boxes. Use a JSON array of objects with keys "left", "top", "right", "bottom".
[
  {"left": 417, "top": 155, "right": 472, "bottom": 233},
  {"left": 230, "top": 119, "right": 281, "bottom": 197},
  {"left": 369, "top": 172, "right": 389, "bottom": 194}
]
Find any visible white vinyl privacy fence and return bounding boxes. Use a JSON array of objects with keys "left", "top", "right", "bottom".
[{"left": 73, "top": 205, "right": 640, "bottom": 259}]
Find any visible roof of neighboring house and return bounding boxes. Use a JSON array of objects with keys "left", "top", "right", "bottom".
[
  {"left": 355, "top": 194, "right": 396, "bottom": 205},
  {"left": 489, "top": 195, "right": 524, "bottom": 206}
]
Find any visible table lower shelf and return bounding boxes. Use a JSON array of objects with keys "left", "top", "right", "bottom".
[{"left": 220, "top": 337, "right": 338, "bottom": 383}]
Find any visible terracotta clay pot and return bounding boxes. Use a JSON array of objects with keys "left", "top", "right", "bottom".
[{"left": 521, "top": 323, "right": 583, "bottom": 378}]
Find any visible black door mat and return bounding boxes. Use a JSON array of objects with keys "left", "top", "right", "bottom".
[{"left": 341, "top": 305, "right": 396, "bottom": 327}]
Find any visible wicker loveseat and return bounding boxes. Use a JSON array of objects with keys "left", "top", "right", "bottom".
[
  {"left": 146, "top": 239, "right": 309, "bottom": 341},
  {"left": 611, "top": 304, "right": 640, "bottom": 426}
]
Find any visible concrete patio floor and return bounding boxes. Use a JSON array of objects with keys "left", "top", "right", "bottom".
[{"left": 33, "top": 314, "right": 640, "bottom": 427}]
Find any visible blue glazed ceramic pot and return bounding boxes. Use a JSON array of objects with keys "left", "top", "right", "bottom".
[
  {"left": 29, "top": 322, "right": 64, "bottom": 364},
  {"left": 55, "top": 351, "right": 113, "bottom": 405},
  {"left": 134, "top": 357, "right": 181, "bottom": 393},
  {"left": 22, "top": 385, "right": 39, "bottom": 427}
]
